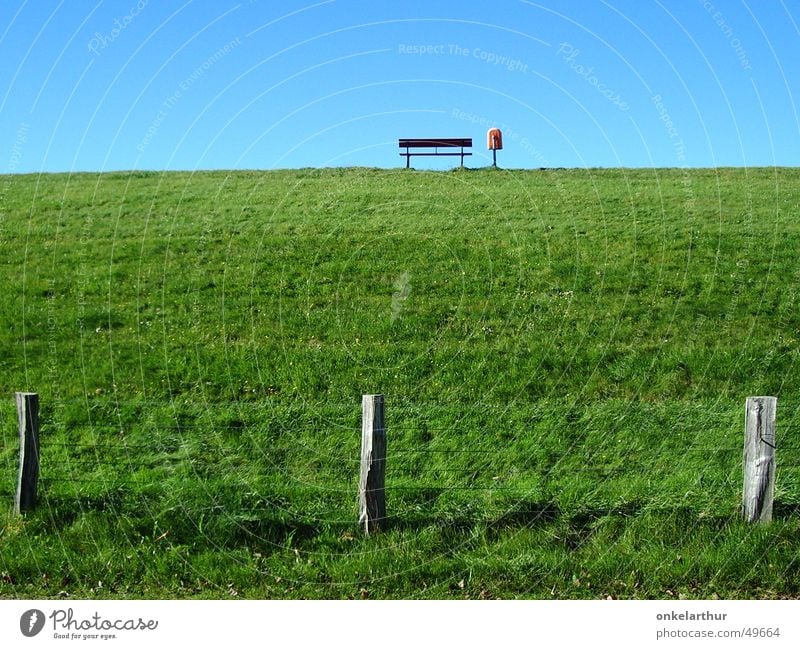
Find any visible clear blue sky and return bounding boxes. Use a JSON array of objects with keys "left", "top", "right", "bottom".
[{"left": 2, "top": 0, "right": 799, "bottom": 172}]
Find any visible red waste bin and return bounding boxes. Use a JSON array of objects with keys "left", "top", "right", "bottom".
[{"left": 487, "top": 128, "right": 503, "bottom": 150}]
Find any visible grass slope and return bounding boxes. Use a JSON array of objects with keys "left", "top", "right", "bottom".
[{"left": 0, "top": 166, "right": 799, "bottom": 599}]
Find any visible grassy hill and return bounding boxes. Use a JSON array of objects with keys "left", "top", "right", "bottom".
[{"left": 0, "top": 166, "right": 799, "bottom": 598}]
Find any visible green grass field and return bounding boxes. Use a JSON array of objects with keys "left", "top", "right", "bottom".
[{"left": 1, "top": 166, "right": 799, "bottom": 599}]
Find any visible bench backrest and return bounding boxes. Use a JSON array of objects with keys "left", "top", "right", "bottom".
[{"left": 399, "top": 138, "right": 472, "bottom": 148}]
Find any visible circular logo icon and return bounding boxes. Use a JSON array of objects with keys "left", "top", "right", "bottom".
[{"left": 20, "top": 609, "right": 45, "bottom": 637}]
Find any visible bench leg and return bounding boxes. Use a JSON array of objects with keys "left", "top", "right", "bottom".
[{"left": 406, "top": 148, "right": 410, "bottom": 169}]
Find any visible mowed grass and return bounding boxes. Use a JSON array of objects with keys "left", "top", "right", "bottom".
[{"left": 0, "top": 166, "right": 799, "bottom": 599}]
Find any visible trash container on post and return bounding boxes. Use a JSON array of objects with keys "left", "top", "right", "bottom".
[{"left": 487, "top": 128, "right": 503, "bottom": 167}]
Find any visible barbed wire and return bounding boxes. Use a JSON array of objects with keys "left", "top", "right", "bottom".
[
  {"left": 32, "top": 471, "right": 744, "bottom": 490},
  {"left": 27, "top": 396, "right": 760, "bottom": 407},
  {"left": 28, "top": 439, "right": 800, "bottom": 454}
]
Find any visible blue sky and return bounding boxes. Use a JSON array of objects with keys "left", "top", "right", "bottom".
[{"left": 1, "top": 0, "right": 799, "bottom": 172}]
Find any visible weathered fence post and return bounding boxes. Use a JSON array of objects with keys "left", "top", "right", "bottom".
[
  {"left": 15, "top": 392, "right": 40, "bottom": 515},
  {"left": 359, "top": 394, "right": 386, "bottom": 534},
  {"left": 742, "top": 396, "right": 777, "bottom": 524}
]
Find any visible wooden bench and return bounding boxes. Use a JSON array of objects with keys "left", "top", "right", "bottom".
[{"left": 399, "top": 138, "right": 472, "bottom": 168}]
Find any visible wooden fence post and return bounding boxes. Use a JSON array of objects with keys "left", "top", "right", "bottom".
[
  {"left": 359, "top": 394, "right": 386, "bottom": 534},
  {"left": 742, "top": 396, "right": 777, "bottom": 524},
  {"left": 15, "top": 392, "right": 40, "bottom": 515}
]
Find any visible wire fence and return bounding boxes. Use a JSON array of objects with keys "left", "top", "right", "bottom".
[{"left": 4, "top": 395, "right": 799, "bottom": 528}]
